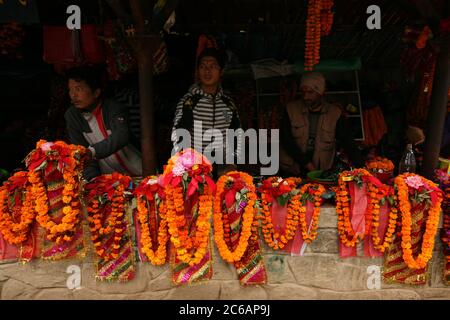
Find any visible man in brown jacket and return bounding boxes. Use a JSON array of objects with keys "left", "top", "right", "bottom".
[{"left": 279, "top": 72, "right": 363, "bottom": 176}]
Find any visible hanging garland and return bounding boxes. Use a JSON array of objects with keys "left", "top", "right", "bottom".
[
  {"left": 369, "top": 184, "right": 399, "bottom": 253},
  {"left": 25, "top": 140, "right": 87, "bottom": 244},
  {"left": 305, "top": 0, "right": 334, "bottom": 71},
  {"left": 86, "top": 173, "right": 132, "bottom": 262},
  {"left": 214, "top": 171, "right": 257, "bottom": 263},
  {"left": 395, "top": 173, "right": 443, "bottom": 269},
  {"left": 336, "top": 169, "right": 379, "bottom": 247},
  {"left": 259, "top": 177, "right": 302, "bottom": 250},
  {"left": 134, "top": 176, "right": 168, "bottom": 266},
  {"left": 0, "top": 171, "right": 35, "bottom": 245},
  {"left": 298, "top": 183, "right": 326, "bottom": 244},
  {"left": 162, "top": 148, "right": 215, "bottom": 267}
]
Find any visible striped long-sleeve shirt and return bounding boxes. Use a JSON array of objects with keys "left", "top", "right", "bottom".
[{"left": 171, "top": 84, "right": 243, "bottom": 164}]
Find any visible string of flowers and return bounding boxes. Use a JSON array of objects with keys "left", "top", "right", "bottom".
[
  {"left": 213, "top": 171, "right": 257, "bottom": 263},
  {"left": 370, "top": 184, "right": 399, "bottom": 253},
  {"left": 0, "top": 171, "right": 35, "bottom": 245},
  {"left": 336, "top": 169, "right": 377, "bottom": 247},
  {"left": 298, "top": 183, "right": 326, "bottom": 243},
  {"left": 25, "top": 140, "right": 87, "bottom": 244},
  {"left": 162, "top": 148, "right": 215, "bottom": 267},
  {"left": 395, "top": 173, "right": 443, "bottom": 269},
  {"left": 366, "top": 157, "right": 395, "bottom": 174},
  {"left": 259, "top": 177, "right": 302, "bottom": 250},
  {"left": 305, "top": 0, "right": 334, "bottom": 71},
  {"left": 134, "top": 176, "right": 168, "bottom": 266},
  {"left": 86, "top": 173, "right": 131, "bottom": 262}
]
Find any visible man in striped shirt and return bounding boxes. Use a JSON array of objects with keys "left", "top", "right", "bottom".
[{"left": 171, "top": 48, "right": 242, "bottom": 176}]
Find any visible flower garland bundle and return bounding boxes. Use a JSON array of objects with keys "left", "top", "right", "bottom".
[
  {"left": 162, "top": 148, "right": 215, "bottom": 267},
  {"left": 134, "top": 176, "right": 168, "bottom": 266},
  {"left": 86, "top": 173, "right": 131, "bottom": 261},
  {"left": 369, "top": 184, "right": 399, "bottom": 253},
  {"left": 214, "top": 172, "right": 257, "bottom": 263},
  {"left": 336, "top": 169, "right": 380, "bottom": 247},
  {"left": 305, "top": 0, "right": 322, "bottom": 71},
  {"left": 259, "top": 177, "right": 302, "bottom": 250},
  {"left": 395, "top": 173, "right": 443, "bottom": 269},
  {"left": 25, "top": 140, "right": 87, "bottom": 244},
  {"left": 298, "top": 183, "right": 325, "bottom": 243},
  {"left": 0, "top": 171, "right": 35, "bottom": 245},
  {"left": 366, "top": 157, "right": 395, "bottom": 174}
]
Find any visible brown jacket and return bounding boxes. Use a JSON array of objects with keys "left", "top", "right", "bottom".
[{"left": 280, "top": 99, "right": 342, "bottom": 172}]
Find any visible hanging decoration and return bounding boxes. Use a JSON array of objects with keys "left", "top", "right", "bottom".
[
  {"left": 25, "top": 140, "right": 87, "bottom": 260},
  {"left": 259, "top": 177, "right": 302, "bottom": 251},
  {"left": 162, "top": 148, "right": 215, "bottom": 286},
  {"left": 384, "top": 173, "right": 442, "bottom": 285},
  {"left": 298, "top": 183, "right": 326, "bottom": 244},
  {"left": 214, "top": 171, "right": 267, "bottom": 285},
  {"left": 134, "top": 175, "right": 168, "bottom": 266},
  {"left": 304, "top": 0, "right": 334, "bottom": 71},
  {"left": 336, "top": 169, "right": 396, "bottom": 258},
  {"left": 85, "top": 173, "right": 135, "bottom": 282}
]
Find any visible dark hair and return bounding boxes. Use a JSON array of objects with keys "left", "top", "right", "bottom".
[
  {"left": 197, "top": 47, "right": 226, "bottom": 70},
  {"left": 65, "top": 65, "right": 103, "bottom": 92}
]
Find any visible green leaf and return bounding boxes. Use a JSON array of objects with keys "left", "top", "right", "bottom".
[{"left": 277, "top": 194, "right": 289, "bottom": 207}]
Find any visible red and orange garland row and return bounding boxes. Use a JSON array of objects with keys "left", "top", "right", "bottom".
[
  {"left": 0, "top": 171, "right": 35, "bottom": 245},
  {"left": 214, "top": 172, "right": 257, "bottom": 263},
  {"left": 86, "top": 173, "right": 131, "bottom": 262},
  {"left": 134, "top": 176, "right": 168, "bottom": 266},
  {"left": 305, "top": 0, "right": 334, "bottom": 71},
  {"left": 25, "top": 140, "right": 87, "bottom": 244}
]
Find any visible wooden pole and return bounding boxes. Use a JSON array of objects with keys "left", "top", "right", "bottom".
[
  {"left": 422, "top": 37, "right": 450, "bottom": 178},
  {"left": 129, "top": 0, "right": 158, "bottom": 176}
]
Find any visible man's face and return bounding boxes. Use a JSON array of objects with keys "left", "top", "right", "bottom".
[
  {"left": 300, "top": 86, "right": 322, "bottom": 109},
  {"left": 198, "top": 56, "right": 222, "bottom": 88},
  {"left": 68, "top": 79, "right": 100, "bottom": 109}
]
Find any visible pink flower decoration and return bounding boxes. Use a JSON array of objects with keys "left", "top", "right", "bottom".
[
  {"left": 172, "top": 162, "right": 186, "bottom": 177},
  {"left": 180, "top": 150, "right": 198, "bottom": 169},
  {"left": 40, "top": 142, "right": 54, "bottom": 152},
  {"left": 405, "top": 175, "right": 424, "bottom": 189}
]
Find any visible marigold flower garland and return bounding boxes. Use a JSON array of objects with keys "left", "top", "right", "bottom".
[
  {"left": 370, "top": 184, "right": 399, "bottom": 253},
  {"left": 395, "top": 173, "right": 443, "bottom": 269},
  {"left": 259, "top": 177, "right": 302, "bottom": 250},
  {"left": 26, "top": 140, "right": 87, "bottom": 244},
  {"left": 305, "top": 0, "right": 334, "bottom": 71},
  {"left": 299, "top": 183, "right": 325, "bottom": 244},
  {"left": 0, "top": 171, "right": 35, "bottom": 245},
  {"left": 86, "top": 173, "right": 131, "bottom": 262},
  {"left": 214, "top": 171, "right": 257, "bottom": 263},
  {"left": 134, "top": 176, "right": 168, "bottom": 266},
  {"left": 162, "top": 149, "right": 215, "bottom": 267},
  {"left": 366, "top": 157, "right": 395, "bottom": 173},
  {"left": 336, "top": 169, "right": 377, "bottom": 247}
]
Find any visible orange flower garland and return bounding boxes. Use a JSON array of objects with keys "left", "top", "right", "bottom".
[
  {"left": 305, "top": 0, "right": 322, "bottom": 71},
  {"left": 259, "top": 177, "right": 302, "bottom": 250},
  {"left": 299, "top": 183, "right": 325, "bottom": 244},
  {"left": 165, "top": 185, "right": 213, "bottom": 266},
  {"left": 162, "top": 148, "right": 215, "bottom": 267},
  {"left": 86, "top": 173, "right": 131, "bottom": 262},
  {"left": 336, "top": 169, "right": 376, "bottom": 247},
  {"left": 214, "top": 172, "right": 257, "bottom": 263},
  {"left": 320, "top": 0, "right": 334, "bottom": 36},
  {"left": 26, "top": 140, "right": 86, "bottom": 244},
  {"left": 370, "top": 185, "right": 399, "bottom": 253},
  {"left": 366, "top": 157, "right": 395, "bottom": 173},
  {"left": 135, "top": 176, "right": 168, "bottom": 266},
  {"left": 395, "top": 173, "right": 442, "bottom": 269},
  {"left": 0, "top": 171, "right": 35, "bottom": 245}
]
